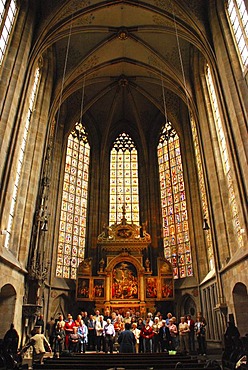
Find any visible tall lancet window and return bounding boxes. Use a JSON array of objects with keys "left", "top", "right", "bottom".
[
  {"left": 157, "top": 122, "right": 193, "bottom": 279},
  {"left": 109, "top": 133, "right": 139, "bottom": 224},
  {"left": 190, "top": 116, "right": 214, "bottom": 271},
  {"left": 206, "top": 65, "right": 243, "bottom": 247},
  {"left": 56, "top": 123, "right": 90, "bottom": 279},
  {"left": 5, "top": 67, "right": 40, "bottom": 248},
  {"left": 0, "top": 0, "right": 17, "bottom": 66},
  {"left": 226, "top": 0, "right": 248, "bottom": 69}
]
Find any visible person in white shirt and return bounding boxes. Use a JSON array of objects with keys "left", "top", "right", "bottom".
[
  {"left": 20, "top": 326, "right": 51, "bottom": 364},
  {"left": 131, "top": 322, "right": 140, "bottom": 353},
  {"left": 152, "top": 317, "right": 161, "bottom": 352},
  {"left": 95, "top": 315, "right": 107, "bottom": 352},
  {"left": 103, "top": 318, "right": 115, "bottom": 353},
  {"left": 179, "top": 316, "right": 190, "bottom": 354}
]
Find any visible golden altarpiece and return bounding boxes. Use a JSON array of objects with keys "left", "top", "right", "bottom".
[{"left": 76, "top": 210, "right": 174, "bottom": 314}]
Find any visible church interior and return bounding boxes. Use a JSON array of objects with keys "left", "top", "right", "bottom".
[{"left": 0, "top": 0, "right": 247, "bottom": 350}]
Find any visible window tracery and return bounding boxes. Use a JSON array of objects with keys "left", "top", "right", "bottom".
[{"left": 109, "top": 132, "right": 139, "bottom": 224}]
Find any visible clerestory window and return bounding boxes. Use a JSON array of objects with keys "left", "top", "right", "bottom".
[
  {"left": 206, "top": 64, "right": 243, "bottom": 247},
  {"left": 226, "top": 0, "right": 248, "bottom": 69},
  {"left": 157, "top": 122, "right": 193, "bottom": 279},
  {"left": 5, "top": 67, "right": 40, "bottom": 249},
  {"left": 0, "top": 0, "right": 17, "bottom": 66}
]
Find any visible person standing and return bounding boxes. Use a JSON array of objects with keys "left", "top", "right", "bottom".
[
  {"left": 35, "top": 314, "right": 45, "bottom": 334},
  {"left": 187, "top": 314, "right": 195, "bottom": 353},
  {"left": 179, "top": 316, "right": 190, "bottom": 354},
  {"left": 140, "top": 318, "right": 154, "bottom": 353},
  {"left": 3, "top": 323, "right": 19, "bottom": 354},
  {"left": 95, "top": 315, "right": 106, "bottom": 352},
  {"left": 45, "top": 317, "right": 55, "bottom": 351},
  {"left": 118, "top": 323, "right": 136, "bottom": 353},
  {"left": 87, "top": 314, "right": 96, "bottom": 351},
  {"left": 131, "top": 322, "right": 140, "bottom": 353},
  {"left": 68, "top": 326, "right": 80, "bottom": 353},
  {"left": 168, "top": 318, "right": 178, "bottom": 351},
  {"left": 64, "top": 314, "right": 75, "bottom": 349},
  {"left": 152, "top": 317, "right": 161, "bottom": 352},
  {"left": 195, "top": 315, "right": 207, "bottom": 355},
  {"left": 53, "top": 322, "right": 65, "bottom": 358},
  {"left": 103, "top": 318, "right": 115, "bottom": 353},
  {"left": 137, "top": 317, "right": 144, "bottom": 353},
  {"left": 224, "top": 320, "right": 240, "bottom": 351},
  {"left": 78, "top": 320, "right": 88, "bottom": 353},
  {"left": 159, "top": 320, "right": 171, "bottom": 352}
]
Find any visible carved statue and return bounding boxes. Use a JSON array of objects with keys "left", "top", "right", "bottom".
[
  {"left": 99, "top": 258, "right": 105, "bottom": 272},
  {"left": 103, "top": 224, "right": 110, "bottom": 238},
  {"left": 145, "top": 257, "right": 151, "bottom": 272}
]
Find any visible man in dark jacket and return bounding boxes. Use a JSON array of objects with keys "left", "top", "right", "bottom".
[
  {"left": 118, "top": 323, "right": 136, "bottom": 353},
  {"left": 3, "top": 324, "right": 19, "bottom": 354},
  {"left": 159, "top": 320, "right": 172, "bottom": 352}
]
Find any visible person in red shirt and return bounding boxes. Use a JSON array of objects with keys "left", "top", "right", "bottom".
[
  {"left": 64, "top": 314, "right": 75, "bottom": 349},
  {"left": 140, "top": 318, "right": 154, "bottom": 353}
]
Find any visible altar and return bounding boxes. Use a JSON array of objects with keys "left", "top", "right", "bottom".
[{"left": 76, "top": 211, "right": 174, "bottom": 314}]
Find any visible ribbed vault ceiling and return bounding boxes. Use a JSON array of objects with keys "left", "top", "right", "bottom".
[{"left": 34, "top": 0, "right": 212, "bottom": 139}]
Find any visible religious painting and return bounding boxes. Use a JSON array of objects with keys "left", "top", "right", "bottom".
[
  {"left": 93, "top": 278, "right": 105, "bottom": 299},
  {"left": 161, "top": 278, "right": 174, "bottom": 299},
  {"left": 112, "top": 261, "right": 138, "bottom": 299},
  {"left": 158, "top": 257, "right": 173, "bottom": 275},
  {"left": 145, "top": 277, "right": 158, "bottom": 299},
  {"left": 76, "top": 278, "right": 90, "bottom": 300}
]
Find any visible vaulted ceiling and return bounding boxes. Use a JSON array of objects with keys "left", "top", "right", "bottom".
[{"left": 34, "top": 0, "right": 213, "bottom": 140}]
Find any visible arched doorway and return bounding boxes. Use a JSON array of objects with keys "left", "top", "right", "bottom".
[
  {"left": 181, "top": 294, "right": 197, "bottom": 319},
  {"left": 0, "top": 284, "right": 17, "bottom": 337},
  {"left": 233, "top": 282, "right": 248, "bottom": 336}
]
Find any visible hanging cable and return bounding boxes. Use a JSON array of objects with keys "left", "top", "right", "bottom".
[
  {"left": 161, "top": 71, "right": 168, "bottom": 124},
  {"left": 56, "top": 14, "right": 74, "bottom": 126},
  {"left": 79, "top": 74, "right": 86, "bottom": 125},
  {"left": 171, "top": 4, "right": 191, "bottom": 121}
]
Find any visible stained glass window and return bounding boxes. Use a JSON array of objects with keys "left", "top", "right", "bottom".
[
  {"left": 109, "top": 133, "right": 139, "bottom": 224},
  {"left": 56, "top": 122, "right": 90, "bottom": 279},
  {"left": 0, "top": 0, "right": 17, "bottom": 66},
  {"left": 157, "top": 122, "right": 193, "bottom": 279},
  {"left": 5, "top": 67, "right": 40, "bottom": 248},
  {"left": 226, "top": 0, "right": 248, "bottom": 68},
  {"left": 206, "top": 64, "right": 243, "bottom": 247},
  {"left": 190, "top": 116, "right": 214, "bottom": 271}
]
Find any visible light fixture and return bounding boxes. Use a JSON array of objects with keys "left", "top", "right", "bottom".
[{"left": 203, "top": 215, "right": 210, "bottom": 231}]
